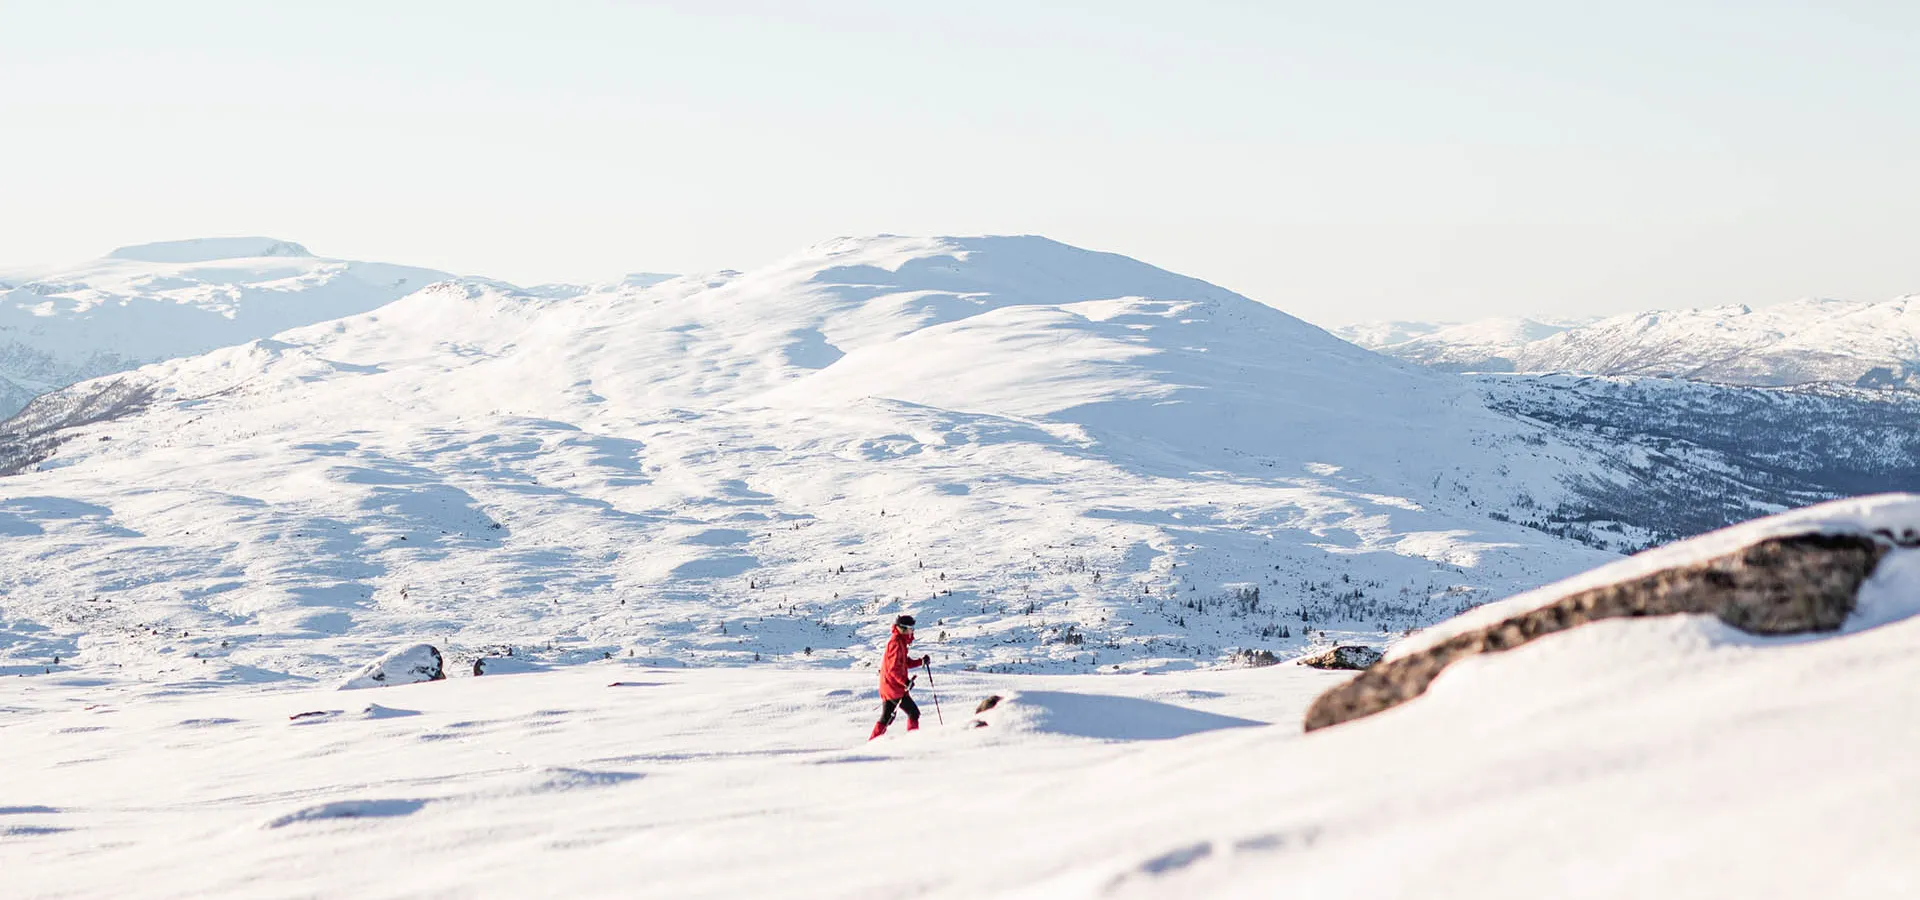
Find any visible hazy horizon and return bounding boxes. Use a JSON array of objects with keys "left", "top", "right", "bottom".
[{"left": 4, "top": 1, "right": 1916, "bottom": 326}]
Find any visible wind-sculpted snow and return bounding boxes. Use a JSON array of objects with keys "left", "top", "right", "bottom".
[
  {"left": 0, "top": 238, "right": 450, "bottom": 418},
  {"left": 0, "top": 235, "right": 1647, "bottom": 685}
]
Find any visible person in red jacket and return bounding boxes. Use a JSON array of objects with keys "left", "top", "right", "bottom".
[{"left": 870, "top": 614, "right": 930, "bottom": 740}]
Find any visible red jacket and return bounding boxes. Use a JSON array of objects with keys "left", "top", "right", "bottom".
[{"left": 879, "top": 626, "right": 924, "bottom": 700}]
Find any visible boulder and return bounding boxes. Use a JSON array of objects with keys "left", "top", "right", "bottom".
[
  {"left": 970, "top": 694, "right": 1003, "bottom": 728},
  {"left": 1303, "top": 531, "right": 1887, "bottom": 732},
  {"left": 339, "top": 644, "right": 446, "bottom": 690},
  {"left": 1298, "top": 645, "right": 1382, "bottom": 670}
]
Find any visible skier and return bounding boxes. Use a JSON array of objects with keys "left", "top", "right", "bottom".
[{"left": 869, "top": 614, "right": 931, "bottom": 740}]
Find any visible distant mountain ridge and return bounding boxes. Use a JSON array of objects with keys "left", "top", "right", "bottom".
[
  {"left": 0, "top": 238, "right": 451, "bottom": 417},
  {"left": 105, "top": 237, "right": 316, "bottom": 263},
  {"left": 1344, "top": 296, "right": 1920, "bottom": 388}
]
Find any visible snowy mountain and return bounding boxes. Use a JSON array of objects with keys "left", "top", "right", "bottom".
[
  {"left": 1352, "top": 296, "right": 1920, "bottom": 386},
  {"left": 0, "top": 237, "right": 451, "bottom": 418},
  {"left": 0, "top": 234, "right": 1648, "bottom": 685},
  {"left": 6, "top": 235, "right": 1917, "bottom": 691},
  {"left": 1330, "top": 319, "right": 1454, "bottom": 348},
  {"left": 1343, "top": 316, "right": 1579, "bottom": 371}
]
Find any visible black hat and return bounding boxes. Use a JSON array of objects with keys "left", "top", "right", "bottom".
[{"left": 894, "top": 614, "right": 916, "bottom": 628}]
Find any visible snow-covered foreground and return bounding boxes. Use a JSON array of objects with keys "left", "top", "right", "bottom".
[{"left": 5, "top": 584, "right": 1918, "bottom": 898}]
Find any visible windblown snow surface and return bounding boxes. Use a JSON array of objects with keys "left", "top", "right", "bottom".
[
  {"left": 4, "top": 496, "right": 1918, "bottom": 898},
  {"left": 0, "top": 238, "right": 451, "bottom": 418}
]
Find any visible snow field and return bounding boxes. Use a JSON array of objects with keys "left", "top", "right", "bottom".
[{"left": 5, "top": 593, "right": 1920, "bottom": 898}]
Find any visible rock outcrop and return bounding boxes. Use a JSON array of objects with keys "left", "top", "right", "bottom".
[
  {"left": 340, "top": 644, "right": 446, "bottom": 690},
  {"left": 1304, "top": 532, "right": 1887, "bottom": 732},
  {"left": 1298, "top": 646, "right": 1383, "bottom": 670}
]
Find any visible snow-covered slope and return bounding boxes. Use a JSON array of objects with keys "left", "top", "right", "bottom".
[
  {"left": 4, "top": 497, "right": 1918, "bottom": 898},
  {"left": 0, "top": 238, "right": 449, "bottom": 417},
  {"left": 1355, "top": 297, "right": 1920, "bottom": 387},
  {"left": 0, "top": 235, "right": 1645, "bottom": 685}
]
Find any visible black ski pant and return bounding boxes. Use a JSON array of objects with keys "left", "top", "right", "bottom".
[{"left": 878, "top": 693, "right": 920, "bottom": 727}]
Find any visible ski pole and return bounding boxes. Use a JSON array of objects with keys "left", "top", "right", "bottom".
[{"left": 923, "top": 658, "right": 944, "bottom": 725}]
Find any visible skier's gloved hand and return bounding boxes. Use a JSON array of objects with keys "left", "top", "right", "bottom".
[{"left": 919, "top": 655, "right": 931, "bottom": 665}]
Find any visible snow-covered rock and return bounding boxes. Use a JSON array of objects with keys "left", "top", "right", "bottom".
[
  {"left": 1305, "top": 494, "right": 1919, "bottom": 730},
  {"left": 471, "top": 655, "right": 546, "bottom": 677},
  {"left": 1298, "top": 645, "right": 1382, "bottom": 670},
  {"left": 339, "top": 644, "right": 446, "bottom": 690}
]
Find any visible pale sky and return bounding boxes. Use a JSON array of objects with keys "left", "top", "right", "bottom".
[{"left": 3, "top": 0, "right": 1916, "bottom": 326}]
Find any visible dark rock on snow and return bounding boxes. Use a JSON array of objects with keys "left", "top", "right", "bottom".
[
  {"left": 1304, "top": 532, "right": 1886, "bottom": 732},
  {"left": 1232, "top": 648, "right": 1282, "bottom": 667},
  {"left": 1298, "top": 646, "right": 1382, "bottom": 670}
]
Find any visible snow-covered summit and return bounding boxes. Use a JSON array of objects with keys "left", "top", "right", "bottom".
[{"left": 105, "top": 236, "right": 315, "bottom": 262}]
